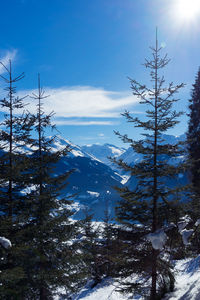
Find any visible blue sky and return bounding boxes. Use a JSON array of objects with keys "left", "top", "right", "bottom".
[{"left": 0, "top": 0, "right": 200, "bottom": 146}]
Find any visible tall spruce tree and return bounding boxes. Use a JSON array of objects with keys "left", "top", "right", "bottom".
[
  {"left": 187, "top": 69, "right": 200, "bottom": 216},
  {"left": 0, "top": 60, "right": 31, "bottom": 232},
  {"left": 20, "top": 74, "right": 86, "bottom": 299},
  {"left": 0, "top": 60, "right": 34, "bottom": 298},
  {"left": 186, "top": 68, "right": 200, "bottom": 253},
  {"left": 112, "top": 33, "right": 185, "bottom": 299}
]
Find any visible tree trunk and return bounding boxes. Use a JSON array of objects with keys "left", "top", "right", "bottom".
[{"left": 150, "top": 248, "right": 158, "bottom": 300}]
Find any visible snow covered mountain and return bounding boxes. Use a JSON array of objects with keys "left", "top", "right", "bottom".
[
  {"left": 81, "top": 143, "right": 126, "bottom": 171},
  {"left": 51, "top": 137, "right": 124, "bottom": 219},
  {"left": 118, "top": 133, "right": 186, "bottom": 167},
  {"left": 0, "top": 136, "right": 124, "bottom": 220},
  {"left": 10, "top": 133, "right": 188, "bottom": 220},
  {"left": 81, "top": 134, "right": 186, "bottom": 171},
  {"left": 118, "top": 133, "right": 188, "bottom": 189},
  {"left": 53, "top": 133, "right": 188, "bottom": 218}
]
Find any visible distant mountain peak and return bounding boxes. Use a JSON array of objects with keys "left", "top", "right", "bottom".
[{"left": 81, "top": 143, "right": 126, "bottom": 169}]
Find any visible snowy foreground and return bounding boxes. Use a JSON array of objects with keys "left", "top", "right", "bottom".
[
  {"left": 55, "top": 255, "right": 200, "bottom": 300},
  {"left": 71, "top": 279, "right": 131, "bottom": 300},
  {"left": 55, "top": 278, "right": 136, "bottom": 300},
  {"left": 163, "top": 255, "right": 200, "bottom": 300}
]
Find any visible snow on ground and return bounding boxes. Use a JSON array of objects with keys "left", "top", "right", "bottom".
[
  {"left": 73, "top": 257, "right": 200, "bottom": 300},
  {"left": 146, "top": 229, "right": 167, "bottom": 250},
  {"left": 180, "top": 229, "right": 194, "bottom": 246},
  {"left": 163, "top": 255, "right": 200, "bottom": 300},
  {"left": 71, "top": 278, "right": 142, "bottom": 300},
  {"left": 55, "top": 255, "right": 200, "bottom": 300},
  {"left": 0, "top": 237, "right": 11, "bottom": 249}
]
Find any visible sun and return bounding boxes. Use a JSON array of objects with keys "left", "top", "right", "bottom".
[{"left": 174, "top": 0, "right": 200, "bottom": 22}]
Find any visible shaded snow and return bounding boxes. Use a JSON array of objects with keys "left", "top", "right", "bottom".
[
  {"left": 195, "top": 219, "right": 200, "bottom": 226},
  {"left": 163, "top": 256, "right": 200, "bottom": 300},
  {"left": 178, "top": 215, "right": 191, "bottom": 232},
  {"left": 180, "top": 229, "right": 193, "bottom": 246},
  {"left": 70, "top": 278, "right": 142, "bottom": 300},
  {"left": 75, "top": 256, "right": 200, "bottom": 300},
  {"left": 54, "top": 256, "right": 200, "bottom": 300},
  {"left": 0, "top": 237, "right": 11, "bottom": 249},
  {"left": 177, "top": 215, "right": 193, "bottom": 245},
  {"left": 146, "top": 229, "right": 167, "bottom": 250}
]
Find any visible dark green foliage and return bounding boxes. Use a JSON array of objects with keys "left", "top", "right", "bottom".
[
  {"left": 164, "top": 198, "right": 187, "bottom": 259},
  {"left": 80, "top": 210, "right": 103, "bottom": 287},
  {"left": 187, "top": 68, "right": 200, "bottom": 252},
  {"left": 18, "top": 75, "right": 86, "bottom": 299},
  {"left": 100, "top": 206, "right": 117, "bottom": 278},
  {"left": 112, "top": 33, "right": 185, "bottom": 299},
  {"left": 79, "top": 208, "right": 120, "bottom": 288},
  {"left": 0, "top": 61, "right": 34, "bottom": 298},
  {"left": 187, "top": 68, "right": 200, "bottom": 191},
  {"left": 0, "top": 72, "right": 86, "bottom": 299},
  {"left": 0, "top": 61, "right": 32, "bottom": 228},
  {"left": 112, "top": 225, "right": 175, "bottom": 299}
]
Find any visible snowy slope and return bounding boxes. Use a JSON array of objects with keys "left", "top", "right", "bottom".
[
  {"left": 55, "top": 256, "right": 200, "bottom": 300},
  {"left": 163, "top": 256, "right": 200, "bottom": 300},
  {"left": 56, "top": 278, "right": 142, "bottom": 300},
  {"left": 51, "top": 136, "right": 100, "bottom": 161},
  {"left": 71, "top": 278, "right": 139, "bottom": 300},
  {"left": 81, "top": 143, "right": 126, "bottom": 171}
]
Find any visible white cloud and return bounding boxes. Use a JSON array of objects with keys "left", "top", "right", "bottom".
[
  {"left": 98, "top": 133, "right": 105, "bottom": 137},
  {"left": 54, "top": 120, "right": 117, "bottom": 126},
  {"left": 23, "top": 86, "right": 139, "bottom": 118},
  {"left": 0, "top": 50, "right": 17, "bottom": 74}
]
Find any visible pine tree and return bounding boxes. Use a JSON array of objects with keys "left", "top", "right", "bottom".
[
  {"left": 112, "top": 32, "right": 185, "bottom": 299},
  {"left": 187, "top": 69, "right": 200, "bottom": 217},
  {"left": 0, "top": 60, "right": 34, "bottom": 298},
  {"left": 14, "top": 75, "right": 86, "bottom": 299},
  {"left": 186, "top": 68, "right": 200, "bottom": 253},
  {"left": 0, "top": 60, "right": 32, "bottom": 232}
]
